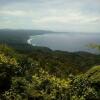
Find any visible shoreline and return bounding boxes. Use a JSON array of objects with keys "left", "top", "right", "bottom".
[
  {"left": 27, "top": 36, "right": 33, "bottom": 45},
  {"left": 26, "top": 34, "right": 99, "bottom": 54},
  {"left": 27, "top": 34, "right": 45, "bottom": 46}
]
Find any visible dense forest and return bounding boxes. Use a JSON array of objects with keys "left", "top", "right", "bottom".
[
  {"left": 0, "top": 44, "right": 100, "bottom": 100},
  {"left": 0, "top": 30, "right": 100, "bottom": 100}
]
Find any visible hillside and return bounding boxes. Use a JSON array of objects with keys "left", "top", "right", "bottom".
[
  {"left": 0, "top": 29, "right": 52, "bottom": 52},
  {"left": 0, "top": 44, "right": 100, "bottom": 100}
]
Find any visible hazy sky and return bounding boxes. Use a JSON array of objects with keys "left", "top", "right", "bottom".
[{"left": 0, "top": 0, "right": 100, "bottom": 32}]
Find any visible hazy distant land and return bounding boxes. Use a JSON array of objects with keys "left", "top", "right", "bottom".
[{"left": 0, "top": 29, "right": 100, "bottom": 53}]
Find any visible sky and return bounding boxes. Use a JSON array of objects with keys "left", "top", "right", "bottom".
[{"left": 0, "top": 0, "right": 100, "bottom": 32}]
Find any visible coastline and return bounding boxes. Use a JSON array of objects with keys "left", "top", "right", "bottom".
[
  {"left": 26, "top": 33, "right": 99, "bottom": 54},
  {"left": 27, "top": 36, "right": 33, "bottom": 45},
  {"left": 27, "top": 34, "right": 44, "bottom": 46},
  {"left": 27, "top": 34, "right": 47, "bottom": 45}
]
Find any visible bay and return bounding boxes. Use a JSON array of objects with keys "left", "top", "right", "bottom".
[{"left": 29, "top": 32, "right": 100, "bottom": 53}]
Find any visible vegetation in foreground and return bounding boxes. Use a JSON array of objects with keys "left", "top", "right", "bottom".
[{"left": 0, "top": 44, "right": 100, "bottom": 100}]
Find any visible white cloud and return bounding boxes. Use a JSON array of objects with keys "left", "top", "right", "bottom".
[
  {"left": 0, "top": 0, "right": 100, "bottom": 32},
  {"left": 0, "top": 10, "right": 27, "bottom": 16},
  {"left": 32, "top": 10, "right": 100, "bottom": 25}
]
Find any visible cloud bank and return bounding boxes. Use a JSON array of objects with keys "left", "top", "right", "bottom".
[{"left": 0, "top": 0, "right": 100, "bottom": 32}]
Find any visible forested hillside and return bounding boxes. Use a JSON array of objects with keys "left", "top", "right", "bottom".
[
  {"left": 0, "top": 44, "right": 100, "bottom": 100},
  {"left": 0, "top": 29, "right": 52, "bottom": 52}
]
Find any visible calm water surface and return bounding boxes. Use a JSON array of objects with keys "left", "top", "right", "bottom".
[{"left": 29, "top": 33, "right": 100, "bottom": 53}]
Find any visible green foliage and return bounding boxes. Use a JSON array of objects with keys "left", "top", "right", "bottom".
[
  {"left": 0, "top": 45, "right": 100, "bottom": 100},
  {"left": 85, "top": 66, "right": 100, "bottom": 99},
  {"left": 89, "top": 44, "right": 100, "bottom": 51},
  {"left": 86, "top": 65, "right": 100, "bottom": 82},
  {"left": 70, "top": 74, "right": 98, "bottom": 100},
  {"left": 0, "top": 51, "right": 19, "bottom": 93},
  {"left": 29, "top": 68, "right": 70, "bottom": 100}
]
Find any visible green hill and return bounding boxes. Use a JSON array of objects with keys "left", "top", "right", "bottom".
[
  {"left": 0, "top": 44, "right": 100, "bottom": 100},
  {"left": 86, "top": 65, "right": 100, "bottom": 82}
]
